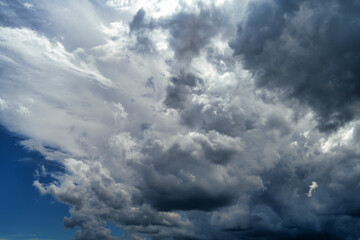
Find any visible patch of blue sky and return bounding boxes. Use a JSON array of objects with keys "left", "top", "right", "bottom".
[{"left": 0, "top": 126, "right": 75, "bottom": 240}]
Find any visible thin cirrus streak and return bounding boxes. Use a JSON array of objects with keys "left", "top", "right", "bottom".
[{"left": 1, "top": 0, "right": 360, "bottom": 239}]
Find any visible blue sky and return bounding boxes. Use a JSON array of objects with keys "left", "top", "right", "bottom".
[{"left": 0, "top": 126, "right": 75, "bottom": 240}]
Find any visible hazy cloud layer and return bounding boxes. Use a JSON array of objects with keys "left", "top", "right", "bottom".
[{"left": 1, "top": 0, "right": 360, "bottom": 239}]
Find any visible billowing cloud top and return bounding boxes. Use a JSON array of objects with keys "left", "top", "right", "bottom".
[{"left": 1, "top": 0, "right": 360, "bottom": 239}]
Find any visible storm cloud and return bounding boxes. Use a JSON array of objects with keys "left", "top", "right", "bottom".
[
  {"left": 229, "top": 0, "right": 360, "bottom": 131},
  {"left": 1, "top": 0, "right": 360, "bottom": 240}
]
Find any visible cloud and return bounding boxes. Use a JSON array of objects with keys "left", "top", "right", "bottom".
[
  {"left": 229, "top": 0, "right": 360, "bottom": 131},
  {"left": 306, "top": 181, "right": 318, "bottom": 197},
  {"left": 1, "top": 1, "right": 360, "bottom": 240},
  {"left": 140, "top": 131, "right": 246, "bottom": 212},
  {"left": 164, "top": 72, "right": 202, "bottom": 110},
  {"left": 163, "top": 7, "right": 228, "bottom": 62},
  {"left": 129, "top": 4, "right": 229, "bottom": 63}
]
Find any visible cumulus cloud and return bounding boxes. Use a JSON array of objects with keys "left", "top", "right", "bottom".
[
  {"left": 229, "top": 0, "right": 360, "bottom": 132},
  {"left": 1, "top": 0, "right": 360, "bottom": 239}
]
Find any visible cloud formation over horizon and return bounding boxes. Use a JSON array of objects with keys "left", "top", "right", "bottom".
[{"left": 1, "top": 0, "right": 360, "bottom": 239}]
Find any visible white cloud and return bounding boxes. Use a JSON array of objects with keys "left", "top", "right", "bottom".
[
  {"left": 306, "top": 181, "right": 318, "bottom": 197},
  {"left": 23, "top": 2, "right": 34, "bottom": 9},
  {"left": 0, "top": 98, "right": 8, "bottom": 111},
  {"left": 2, "top": 1, "right": 360, "bottom": 239},
  {"left": 320, "top": 123, "right": 356, "bottom": 153}
]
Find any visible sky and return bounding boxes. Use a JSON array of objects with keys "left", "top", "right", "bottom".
[
  {"left": 0, "top": 0, "right": 360, "bottom": 239},
  {"left": 0, "top": 126, "right": 76, "bottom": 240}
]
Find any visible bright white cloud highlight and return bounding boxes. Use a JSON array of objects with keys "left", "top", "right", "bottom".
[{"left": 306, "top": 181, "right": 318, "bottom": 197}]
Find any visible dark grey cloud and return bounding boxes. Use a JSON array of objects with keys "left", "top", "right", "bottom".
[
  {"left": 164, "top": 72, "right": 202, "bottom": 110},
  {"left": 129, "top": 6, "right": 228, "bottom": 61},
  {"left": 129, "top": 8, "right": 153, "bottom": 32},
  {"left": 141, "top": 142, "right": 237, "bottom": 211},
  {"left": 164, "top": 7, "right": 227, "bottom": 61},
  {"left": 229, "top": 0, "right": 360, "bottom": 131},
  {"left": 129, "top": 9, "right": 156, "bottom": 54}
]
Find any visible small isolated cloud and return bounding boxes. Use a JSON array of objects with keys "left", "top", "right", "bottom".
[
  {"left": 17, "top": 157, "right": 33, "bottom": 162},
  {"left": 23, "top": 3, "right": 34, "bottom": 9},
  {"left": 306, "top": 181, "right": 318, "bottom": 197}
]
